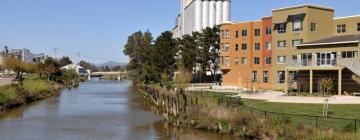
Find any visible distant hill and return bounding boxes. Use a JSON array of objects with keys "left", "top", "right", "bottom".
[{"left": 96, "top": 61, "right": 127, "bottom": 68}]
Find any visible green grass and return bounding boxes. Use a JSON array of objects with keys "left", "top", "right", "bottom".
[
  {"left": 0, "top": 86, "right": 20, "bottom": 105},
  {"left": 22, "top": 80, "right": 51, "bottom": 95},
  {"left": 241, "top": 99, "right": 360, "bottom": 119}
]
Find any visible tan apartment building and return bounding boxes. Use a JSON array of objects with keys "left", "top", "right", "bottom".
[
  {"left": 220, "top": 4, "right": 360, "bottom": 95},
  {"left": 271, "top": 5, "right": 335, "bottom": 90}
]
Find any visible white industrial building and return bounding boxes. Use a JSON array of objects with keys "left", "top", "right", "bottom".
[{"left": 173, "top": 0, "right": 231, "bottom": 38}]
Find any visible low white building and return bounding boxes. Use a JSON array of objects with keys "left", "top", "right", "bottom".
[{"left": 60, "top": 64, "right": 89, "bottom": 76}]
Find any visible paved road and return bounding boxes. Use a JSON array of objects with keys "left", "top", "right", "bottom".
[{"left": 0, "top": 78, "right": 11, "bottom": 86}]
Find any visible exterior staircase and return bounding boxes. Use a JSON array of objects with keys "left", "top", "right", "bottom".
[{"left": 337, "top": 58, "right": 360, "bottom": 76}]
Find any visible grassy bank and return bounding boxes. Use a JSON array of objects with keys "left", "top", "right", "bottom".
[
  {"left": 0, "top": 80, "right": 63, "bottom": 112},
  {"left": 139, "top": 86, "right": 360, "bottom": 139}
]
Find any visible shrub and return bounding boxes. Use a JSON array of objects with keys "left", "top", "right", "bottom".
[{"left": 0, "top": 86, "right": 20, "bottom": 105}]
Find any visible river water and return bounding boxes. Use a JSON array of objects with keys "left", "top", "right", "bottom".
[{"left": 0, "top": 80, "right": 240, "bottom": 140}]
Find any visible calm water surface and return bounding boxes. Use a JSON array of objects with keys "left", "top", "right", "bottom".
[{"left": 0, "top": 80, "right": 241, "bottom": 140}]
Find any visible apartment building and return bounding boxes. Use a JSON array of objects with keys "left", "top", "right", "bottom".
[
  {"left": 271, "top": 5, "right": 335, "bottom": 90},
  {"left": 220, "top": 17, "right": 273, "bottom": 89},
  {"left": 220, "top": 4, "right": 360, "bottom": 95}
]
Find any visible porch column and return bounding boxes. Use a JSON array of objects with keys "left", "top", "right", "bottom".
[
  {"left": 310, "top": 70, "right": 313, "bottom": 94},
  {"left": 338, "top": 69, "right": 342, "bottom": 96},
  {"left": 285, "top": 70, "right": 289, "bottom": 94}
]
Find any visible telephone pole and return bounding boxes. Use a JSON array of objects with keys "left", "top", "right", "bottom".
[{"left": 53, "top": 48, "right": 57, "bottom": 59}]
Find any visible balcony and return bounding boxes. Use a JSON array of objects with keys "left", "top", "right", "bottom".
[{"left": 286, "top": 59, "right": 341, "bottom": 70}]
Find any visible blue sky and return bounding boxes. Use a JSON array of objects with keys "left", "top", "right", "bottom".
[{"left": 0, "top": 0, "right": 359, "bottom": 64}]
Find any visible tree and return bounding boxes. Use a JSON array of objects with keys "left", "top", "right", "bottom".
[
  {"left": 123, "top": 31, "right": 153, "bottom": 84},
  {"left": 78, "top": 60, "right": 96, "bottom": 71},
  {"left": 153, "top": 31, "right": 177, "bottom": 82},
  {"left": 39, "top": 57, "right": 61, "bottom": 80},
  {"left": 197, "top": 26, "right": 221, "bottom": 83},
  {"left": 112, "top": 65, "right": 122, "bottom": 71},
  {"left": 3, "top": 56, "right": 24, "bottom": 79},
  {"left": 59, "top": 56, "right": 73, "bottom": 67},
  {"left": 178, "top": 33, "right": 199, "bottom": 72}
]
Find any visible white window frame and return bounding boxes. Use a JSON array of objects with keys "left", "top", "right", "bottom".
[
  {"left": 241, "top": 57, "right": 247, "bottom": 64},
  {"left": 277, "top": 40, "right": 286, "bottom": 48},
  {"left": 277, "top": 56, "right": 286, "bottom": 64},
  {"left": 265, "top": 42, "right": 272, "bottom": 50},
  {"left": 263, "top": 71, "right": 269, "bottom": 83}
]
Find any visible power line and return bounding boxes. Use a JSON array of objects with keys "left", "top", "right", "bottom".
[{"left": 54, "top": 48, "right": 119, "bottom": 62}]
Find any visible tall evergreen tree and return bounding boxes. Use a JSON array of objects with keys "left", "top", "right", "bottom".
[{"left": 153, "top": 31, "right": 177, "bottom": 81}]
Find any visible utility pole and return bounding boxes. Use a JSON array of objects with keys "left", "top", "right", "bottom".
[
  {"left": 53, "top": 48, "right": 57, "bottom": 59},
  {"left": 77, "top": 52, "right": 80, "bottom": 63}
]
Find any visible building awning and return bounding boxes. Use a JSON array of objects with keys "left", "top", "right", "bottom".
[
  {"left": 287, "top": 13, "right": 306, "bottom": 22},
  {"left": 273, "top": 22, "right": 287, "bottom": 30}
]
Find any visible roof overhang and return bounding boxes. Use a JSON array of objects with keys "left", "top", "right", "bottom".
[
  {"left": 296, "top": 41, "right": 359, "bottom": 47},
  {"left": 287, "top": 13, "right": 306, "bottom": 21}
]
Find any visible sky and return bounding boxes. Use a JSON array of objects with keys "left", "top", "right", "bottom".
[{"left": 0, "top": 0, "right": 359, "bottom": 64}]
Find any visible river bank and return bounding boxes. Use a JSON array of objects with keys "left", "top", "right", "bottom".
[
  {"left": 0, "top": 80, "right": 64, "bottom": 113},
  {"left": 138, "top": 85, "right": 360, "bottom": 139}
]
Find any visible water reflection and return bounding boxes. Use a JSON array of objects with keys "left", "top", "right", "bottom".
[{"left": 0, "top": 80, "right": 241, "bottom": 140}]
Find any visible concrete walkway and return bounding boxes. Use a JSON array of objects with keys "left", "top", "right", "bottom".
[{"left": 188, "top": 86, "right": 360, "bottom": 104}]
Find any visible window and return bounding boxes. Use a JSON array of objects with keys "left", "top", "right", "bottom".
[
  {"left": 221, "top": 30, "right": 224, "bottom": 39},
  {"left": 235, "top": 44, "right": 239, "bottom": 51},
  {"left": 357, "top": 23, "right": 360, "bottom": 32},
  {"left": 241, "top": 43, "right": 247, "bottom": 50},
  {"left": 263, "top": 71, "right": 269, "bottom": 83},
  {"left": 292, "top": 16, "right": 303, "bottom": 31},
  {"left": 301, "top": 53, "right": 312, "bottom": 66},
  {"left": 225, "top": 30, "right": 230, "bottom": 39},
  {"left": 254, "top": 57, "right": 260, "bottom": 65},
  {"left": 220, "top": 44, "right": 224, "bottom": 52},
  {"left": 277, "top": 56, "right": 286, "bottom": 64},
  {"left": 252, "top": 71, "right": 258, "bottom": 83},
  {"left": 292, "top": 39, "right": 303, "bottom": 47},
  {"left": 292, "top": 55, "right": 298, "bottom": 64},
  {"left": 265, "top": 27, "right": 272, "bottom": 35},
  {"left": 235, "top": 31, "right": 239, "bottom": 38},
  {"left": 255, "top": 43, "right": 261, "bottom": 50},
  {"left": 235, "top": 57, "right": 239, "bottom": 65},
  {"left": 265, "top": 42, "right": 272, "bottom": 50},
  {"left": 225, "top": 56, "right": 230, "bottom": 66},
  {"left": 337, "top": 24, "right": 346, "bottom": 33},
  {"left": 277, "top": 23, "right": 286, "bottom": 33},
  {"left": 277, "top": 40, "right": 286, "bottom": 48},
  {"left": 342, "top": 51, "right": 358, "bottom": 58},
  {"left": 265, "top": 57, "right": 272, "bottom": 64},
  {"left": 254, "top": 28, "right": 261, "bottom": 36},
  {"left": 221, "top": 56, "right": 224, "bottom": 65},
  {"left": 242, "top": 29, "right": 247, "bottom": 36},
  {"left": 311, "top": 23, "right": 316, "bottom": 32},
  {"left": 241, "top": 57, "right": 247, "bottom": 64},
  {"left": 277, "top": 71, "right": 285, "bottom": 83},
  {"left": 225, "top": 44, "right": 230, "bottom": 52}
]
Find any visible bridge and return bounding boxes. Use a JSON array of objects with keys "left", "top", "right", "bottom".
[{"left": 86, "top": 71, "right": 127, "bottom": 80}]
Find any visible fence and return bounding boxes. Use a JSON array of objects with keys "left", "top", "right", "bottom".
[
  {"left": 139, "top": 85, "right": 359, "bottom": 133},
  {"left": 188, "top": 89, "right": 360, "bottom": 133}
]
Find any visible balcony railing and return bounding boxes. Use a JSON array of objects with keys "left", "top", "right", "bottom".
[{"left": 286, "top": 59, "right": 338, "bottom": 67}]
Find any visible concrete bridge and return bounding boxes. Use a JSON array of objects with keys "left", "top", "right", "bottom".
[{"left": 87, "top": 71, "right": 127, "bottom": 80}]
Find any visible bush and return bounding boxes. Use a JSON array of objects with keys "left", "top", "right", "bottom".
[
  {"left": 22, "top": 80, "right": 50, "bottom": 95},
  {"left": 0, "top": 86, "right": 20, "bottom": 105}
]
